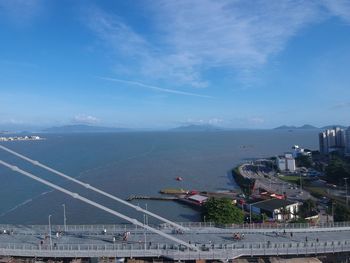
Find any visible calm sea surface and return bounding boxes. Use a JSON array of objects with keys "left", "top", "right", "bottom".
[{"left": 0, "top": 130, "right": 318, "bottom": 225}]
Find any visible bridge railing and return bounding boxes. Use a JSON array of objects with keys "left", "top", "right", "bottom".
[
  {"left": 1, "top": 221, "right": 350, "bottom": 236},
  {"left": 160, "top": 221, "right": 350, "bottom": 230},
  {"left": 1, "top": 239, "right": 350, "bottom": 256}
]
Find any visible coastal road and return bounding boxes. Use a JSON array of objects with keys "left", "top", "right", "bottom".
[{"left": 239, "top": 163, "right": 311, "bottom": 201}]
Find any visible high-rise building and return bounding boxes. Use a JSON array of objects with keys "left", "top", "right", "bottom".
[
  {"left": 319, "top": 127, "right": 346, "bottom": 155},
  {"left": 346, "top": 127, "right": 350, "bottom": 156}
]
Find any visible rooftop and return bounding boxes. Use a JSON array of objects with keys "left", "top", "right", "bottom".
[
  {"left": 188, "top": 194, "right": 208, "bottom": 203},
  {"left": 251, "top": 198, "right": 299, "bottom": 212}
]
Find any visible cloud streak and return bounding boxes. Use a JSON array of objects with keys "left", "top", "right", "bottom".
[{"left": 99, "top": 77, "right": 214, "bottom": 99}]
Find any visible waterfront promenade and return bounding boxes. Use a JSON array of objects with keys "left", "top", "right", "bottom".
[{"left": 1, "top": 222, "right": 350, "bottom": 260}]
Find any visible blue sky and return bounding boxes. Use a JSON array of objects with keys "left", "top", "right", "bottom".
[{"left": 1, "top": 0, "right": 350, "bottom": 130}]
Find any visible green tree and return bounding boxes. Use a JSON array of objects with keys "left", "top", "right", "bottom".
[
  {"left": 334, "top": 203, "right": 350, "bottom": 222},
  {"left": 203, "top": 198, "right": 244, "bottom": 224},
  {"left": 295, "top": 155, "right": 313, "bottom": 168},
  {"left": 325, "top": 158, "right": 350, "bottom": 185},
  {"left": 299, "top": 199, "right": 317, "bottom": 218}
]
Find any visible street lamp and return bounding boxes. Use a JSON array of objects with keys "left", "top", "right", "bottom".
[
  {"left": 62, "top": 204, "right": 67, "bottom": 232},
  {"left": 48, "top": 215, "right": 53, "bottom": 250},
  {"left": 143, "top": 214, "right": 147, "bottom": 250}
]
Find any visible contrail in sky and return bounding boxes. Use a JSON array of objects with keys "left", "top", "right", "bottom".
[{"left": 98, "top": 76, "right": 214, "bottom": 99}]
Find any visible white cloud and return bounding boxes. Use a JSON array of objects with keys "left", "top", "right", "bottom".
[
  {"left": 248, "top": 117, "right": 265, "bottom": 125},
  {"left": 330, "top": 102, "right": 350, "bottom": 110},
  {"left": 0, "top": 0, "right": 43, "bottom": 25},
  {"left": 0, "top": 118, "right": 26, "bottom": 125},
  {"left": 72, "top": 114, "right": 99, "bottom": 125},
  {"left": 185, "top": 118, "right": 224, "bottom": 126},
  {"left": 322, "top": 0, "right": 350, "bottom": 23},
  {"left": 84, "top": 1, "right": 350, "bottom": 88}
]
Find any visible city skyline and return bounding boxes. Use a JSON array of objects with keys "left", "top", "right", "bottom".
[{"left": 1, "top": 0, "right": 350, "bottom": 130}]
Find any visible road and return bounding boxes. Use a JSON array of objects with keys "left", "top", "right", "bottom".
[{"left": 239, "top": 162, "right": 311, "bottom": 201}]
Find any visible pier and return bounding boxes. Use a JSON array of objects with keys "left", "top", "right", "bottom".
[{"left": 126, "top": 195, "right": 178, "bottom": 201}]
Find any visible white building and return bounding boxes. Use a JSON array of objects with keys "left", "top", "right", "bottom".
[
  {"left": 287, "top": 158, "right": 296, "bottom": 172},
  {"left": 276, "top": 153, "right": 296, "bottom": 172},
  {"left": 277, "top": 157, "right": 286, "bottom": 171},
  {"left": 250, "top": 199, "right": 300, "bottom": 221}
]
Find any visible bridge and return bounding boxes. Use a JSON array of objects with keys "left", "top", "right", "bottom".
[{"left": 1, "top": 145, "right": 350, "bottom": 261}]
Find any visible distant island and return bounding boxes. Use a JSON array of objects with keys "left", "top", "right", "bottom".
[
  {"left": 274, "top": 124, "right": 319, "bottom": 130},
  {"left": 42, "top": 124, "right": 131, "bottom": 133},
  {"left": 170, "top": 124, "right": 224, "bottom": 132},
  {"left": 274, "top": 124, "right": 347, "bottom": 130}
]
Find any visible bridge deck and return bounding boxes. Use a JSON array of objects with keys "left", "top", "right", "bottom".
[{"left": 1, "top": 223, "right": 350, "bottom": 260}]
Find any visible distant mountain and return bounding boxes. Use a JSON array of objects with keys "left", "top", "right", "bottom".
[
  {"left": 170, "top": 124, "right": 224, "bottom": 132},
  {"left": 274, "top": 124, "right": 319, "bottom": 130},
  {"left": 299, "top": 124, "right": 319, "bottom": 129},
  {"left": 42, "top": 124, "right": 130, "bottom": 133}
]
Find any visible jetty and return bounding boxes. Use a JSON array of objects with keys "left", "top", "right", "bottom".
[
  {"left": 160, "top": 188, "right": 188, "bottom": 195},
  {"left": 126, "top": 195, "right": 178, "bottom": 201}
]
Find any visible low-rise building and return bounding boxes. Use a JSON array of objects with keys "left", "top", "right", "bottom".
[
  {"left": 292, "top": 145, "right": 312, "bottom": 158},
  {"left": 187, "top": 194, "right": 208, "bottom": 205},
  {"left": 250, "top": 198, "right": 300, "bottom": 221}
]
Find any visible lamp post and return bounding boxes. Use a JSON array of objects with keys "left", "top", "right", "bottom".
[
  {"left": 143, "top": 214, "right": 147, "bottom": 250},
  {"left": 62, "top": 204, "right": 67, "bottom": 232},
  {"left": 48, "top": 215, "right": 53, "bottom": 250}
]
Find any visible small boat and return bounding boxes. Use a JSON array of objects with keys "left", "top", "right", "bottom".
[{"left": 176, "top": 177, "right": 183, "bottom": 181}]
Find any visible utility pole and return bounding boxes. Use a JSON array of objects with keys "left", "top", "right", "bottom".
[
  {"left": 62, "top": 204, "right": 67, "bottom": 232},
  {"left": 344, "top": 178, "right": 349, "bottom": 206},
  {"left": 48, "top": 215, "right": 53, "bottom": 250}
]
